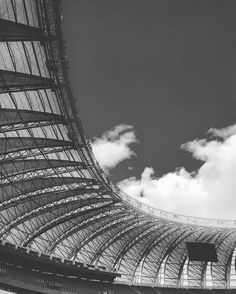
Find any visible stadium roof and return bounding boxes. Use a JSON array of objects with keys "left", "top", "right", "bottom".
[{"left": 0, "top": 0, "right": 236, "bottom": 289}]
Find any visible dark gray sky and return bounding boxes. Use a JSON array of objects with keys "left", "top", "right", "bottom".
[{"left": 63, "top": 0, "right": 236, "bottom": 182}]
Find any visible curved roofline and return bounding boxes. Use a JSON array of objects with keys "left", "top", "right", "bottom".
[{"left": 2, "top": 0, "right": 236, "bottom": 287}]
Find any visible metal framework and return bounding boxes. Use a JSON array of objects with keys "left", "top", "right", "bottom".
[{"left": 0, "top": 0, "right": 236, "bottom": 289}]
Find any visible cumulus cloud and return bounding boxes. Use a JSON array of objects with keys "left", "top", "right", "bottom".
[
  {"left": 91, "top": 124, "right": 137, "bottom": 171},
  {"left": 118, "top": 123, "right": 236, "bottom": 219}
]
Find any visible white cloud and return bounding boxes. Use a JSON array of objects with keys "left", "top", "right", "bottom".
[
  {"left": 91, "top": 124, "right": 137, "bottom": 171},
  {"left": 209, "top": 124, "right": 236, "bottom": 139},
  {"left": 118, "top": 123, "right": 236, "bottom": 220},
  {"left": 91, "top": 123, "right": 236, "bottom": 219}
]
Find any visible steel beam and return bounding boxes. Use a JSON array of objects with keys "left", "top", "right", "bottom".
[
  {"left": 0, "top": 137, "right": 72, "bottom": 155},
  {"left": 0, "top": 176, "right": 96, "bottom": 201},
  {"left": 47, "top": 208, "right": 130, "bottom": 254},
  {"left": 0, "top": 158, "right": 85, "bottom": 177},
  {"left": 0, "top": 197, "right": 111, "bottom": 238},
  {"left": 23, "top": 202, "right": 115, "bottom": 247},
  {"left": 0, "top": 186, "right": 98, "bottom": 213},
  {"left": 0, "top": 70, "right": 54, "bottom": 93},
  {"left": 0, "top": 19, "right": 46, "bottom": 42},
  {"left": 0, "top": 109, "right": 65, "bottom": 127}
]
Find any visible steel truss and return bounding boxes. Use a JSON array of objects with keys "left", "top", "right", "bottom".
[{"left": 0, "top": 0, "right": 236, "bottom": 289}]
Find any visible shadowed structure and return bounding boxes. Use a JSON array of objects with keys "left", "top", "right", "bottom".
[{"left": 186, "top": 242, "right": 218, "bottom": 262}]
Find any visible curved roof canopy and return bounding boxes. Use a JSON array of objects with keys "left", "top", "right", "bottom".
[{"left": 0, "top": 0, "right": 236, "bottom": 289}]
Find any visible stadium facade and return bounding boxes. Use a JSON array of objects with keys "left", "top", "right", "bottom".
[{"left": 0, "top": 0, "right": 236, "bottom": 293}]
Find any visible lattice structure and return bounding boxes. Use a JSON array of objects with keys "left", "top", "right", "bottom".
[{"left": 0, "top": 0, "right": 236, "bottom": 289}]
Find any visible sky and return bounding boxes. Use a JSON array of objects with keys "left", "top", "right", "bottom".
[{"left": 63, "top": 0, "right": 236, "bottom": 219}]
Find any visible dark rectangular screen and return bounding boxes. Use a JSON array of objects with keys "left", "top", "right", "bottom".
[{"left": 186, "top": 242, "right": 218, "bottom": 262}]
